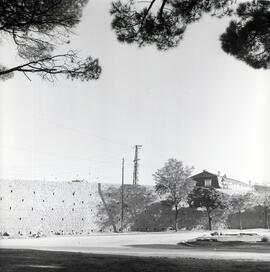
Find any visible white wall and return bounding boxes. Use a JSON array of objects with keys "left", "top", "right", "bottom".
[{"left": 0, "top": 180, "right": 110, "bottom": 236}]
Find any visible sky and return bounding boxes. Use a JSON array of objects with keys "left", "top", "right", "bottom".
[{"left": 0, "top": 1, "right": 269, "bottom": 186}]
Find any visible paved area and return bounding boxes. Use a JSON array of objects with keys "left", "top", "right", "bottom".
[{"left": 1, "top": 230, "right": 270, "bottom": 261}]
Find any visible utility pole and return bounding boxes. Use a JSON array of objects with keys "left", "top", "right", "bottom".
[
  {"left": 132, "top": 145, "right": 142, "bottom": 185},
  {"left": 120, "top": 158, "right": 125, "bottom": 232}
]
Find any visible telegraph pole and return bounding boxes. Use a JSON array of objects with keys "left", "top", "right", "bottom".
[
  {"left": 120, "top": 158, "right": 125, "bottom": 232},
  {"left": 133, "top": 145, "right": 142, "bottom": 185}
]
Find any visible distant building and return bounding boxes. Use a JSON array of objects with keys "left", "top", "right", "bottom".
[{"left": 190, "top": 170, "right": 254, "bottom": 195}]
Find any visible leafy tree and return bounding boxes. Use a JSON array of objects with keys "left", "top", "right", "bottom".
[
  {"left": 220, "top": 1, "right": 270, "bottom": 69},
  {"left": 111, "top": 0, "right": 270, "bottom": 69},
  {"left": 188, "top": 187, "right": 227, "bottom": 230},
  {"left": 256, "top": 192, "right": 270, "bottom": 229},
  {"left": 96, "top": 184, "right": 157, "bottom": 232},
  {"left": 131, "top": 200, "right": 175, "bottom": 232},
  {"left": 110, "top": 0, "right": 186, "bottom": 50},
  {"left": 0, "top": 0, "right": 101, "bottom": 81},
  {"left": 153, "top": 158, "right": 195, "bottom": 231},
  {"left": 131, "top": 200, "right": 206, "bottom": 231},
  {"left": 229, "top": 193, "right": 254, "bottom": 230}
]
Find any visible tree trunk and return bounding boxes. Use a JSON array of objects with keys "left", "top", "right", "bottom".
[
  {"left": 207, "top": 209, "right": 212, "bottom": 230},
  {"left": 97, "top": 183, "right": 118, "bottom": 233},
  {"left": 174, "top": 205, "right": 178, "bottom": 232},
  {"left": 239, "top": 210, "right": 242, "bottom": 230}
]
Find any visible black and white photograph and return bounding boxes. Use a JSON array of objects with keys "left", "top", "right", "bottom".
[{"left": 0, "top": 0, "right": 270, "bottom": 271}]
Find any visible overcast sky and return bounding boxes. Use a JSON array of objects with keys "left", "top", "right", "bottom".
[{"left": 0, "top": 1, "right": 269, "bottom": 186}]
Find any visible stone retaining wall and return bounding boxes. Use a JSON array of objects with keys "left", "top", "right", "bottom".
[{"left": 0, "top": 179, "right": 108, "bottom": 237}]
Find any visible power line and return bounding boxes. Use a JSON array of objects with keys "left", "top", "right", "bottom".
[
  {"left": 25, "top": 113, "right": 134, "bottom": 149},
  {"left": 0, "top": 144, "right": 124, "bottom": 165}
]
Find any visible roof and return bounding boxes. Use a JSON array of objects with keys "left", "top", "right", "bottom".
[
  {"left": 190, "top": 171, "right": 252, "bottom": 188},
  {"left": 190, "top": 170, "right": 217, "bottom": 179},
  {"left": 222, "top": 177, "right": 250, "bottom": 187}
]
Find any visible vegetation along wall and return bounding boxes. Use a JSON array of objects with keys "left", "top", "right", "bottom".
[{"left": 1, "top": 179, "right": 268, "bottom": 237}]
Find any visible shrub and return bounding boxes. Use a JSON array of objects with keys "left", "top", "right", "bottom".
[{"left": 261, "top": 236, "right": 269, "bottom": 242}]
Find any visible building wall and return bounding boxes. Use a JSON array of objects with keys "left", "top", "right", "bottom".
[
  {"left": 0, "top": 179, "right": 111, "bottom": 237},
  {"left": 192, "top": 172, "right": 220, "bottom": 188},
  {"left": 220, "top": 181, "right": 253, "bottom": 194},
  {"left": 191, "top": 171, "right": 254, "bottom": 194}
]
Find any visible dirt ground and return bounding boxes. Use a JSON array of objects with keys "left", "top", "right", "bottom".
[{"left": 1, "top": 248, "right": 270, "bottom": 272}]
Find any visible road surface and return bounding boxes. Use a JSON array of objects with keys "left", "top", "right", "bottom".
[{"left": 1, "top": 230, "right": 270, "bottom": 261}]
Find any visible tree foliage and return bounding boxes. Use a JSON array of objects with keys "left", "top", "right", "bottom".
[
  {"left": 0, "top": 0, "right": 101, "bottom": 81},
  {"left": 256, "top": 192, "right": 270, "bottom": 229},
  {"left": 110, "top": 0, "right": 186, "bottom": 50},
  {"left": 96, "top": 184, "right": 157, "bottom": 232},
  {"left": 229, "top": 193, "right": 254, "bottom": 229},
  {"left": 131, "top": 200, "right": 175, "bottom": 231},
  {"left": 188, "top": 187, "right": 227, "bottom": 230},
  {"left": 220, "top": 1, "right": 270, "bottom": 69},
  {"left": 131, "top": 201, "right": 207, "bottom": 231},
  {"left": 111, "top": 0, "right": 270, "bottom": 69},
  {"left": 153, "top": 158, "right": 194, "bottom": 231}
]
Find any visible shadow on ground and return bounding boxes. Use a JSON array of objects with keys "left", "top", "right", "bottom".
[
  {"left": 127, "top": 242, "right": 270, "bottom": 252},
  {"left": 1, "top": 248, "right": 270, "bottom": 272}
]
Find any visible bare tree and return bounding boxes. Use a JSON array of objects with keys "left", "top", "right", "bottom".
[
  {"left": 96, "top": 184, "right": 156, "bottom": 232},
  {"left": 0, "top": 0, "right": 101, "bottom": 81}
]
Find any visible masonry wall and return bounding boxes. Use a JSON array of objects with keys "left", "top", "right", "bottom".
[
  {"left": 1, "top": 179, "right": 265, "bottom": 236},
  {"left": 0, "top": 179, "right": 110, "bottom": 237}
]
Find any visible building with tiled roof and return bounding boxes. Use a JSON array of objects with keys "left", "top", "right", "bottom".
[{"left": 190, "top": 170, "right": 254, "bottom": 195}]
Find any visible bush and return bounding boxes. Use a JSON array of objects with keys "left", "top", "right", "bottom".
[
  {"left": 3, "top": 232, "right": 10, "bottom": 237},
  {"left": 261, "top": 236, "right": 269, "bottom": 242},
  {"left": 227, "top": 206, "right": 267, "bottom": 229}
]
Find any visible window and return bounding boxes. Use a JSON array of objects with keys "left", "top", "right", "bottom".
[{"left": 204, "top": 179, "right": 212, "bottom": 187}]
